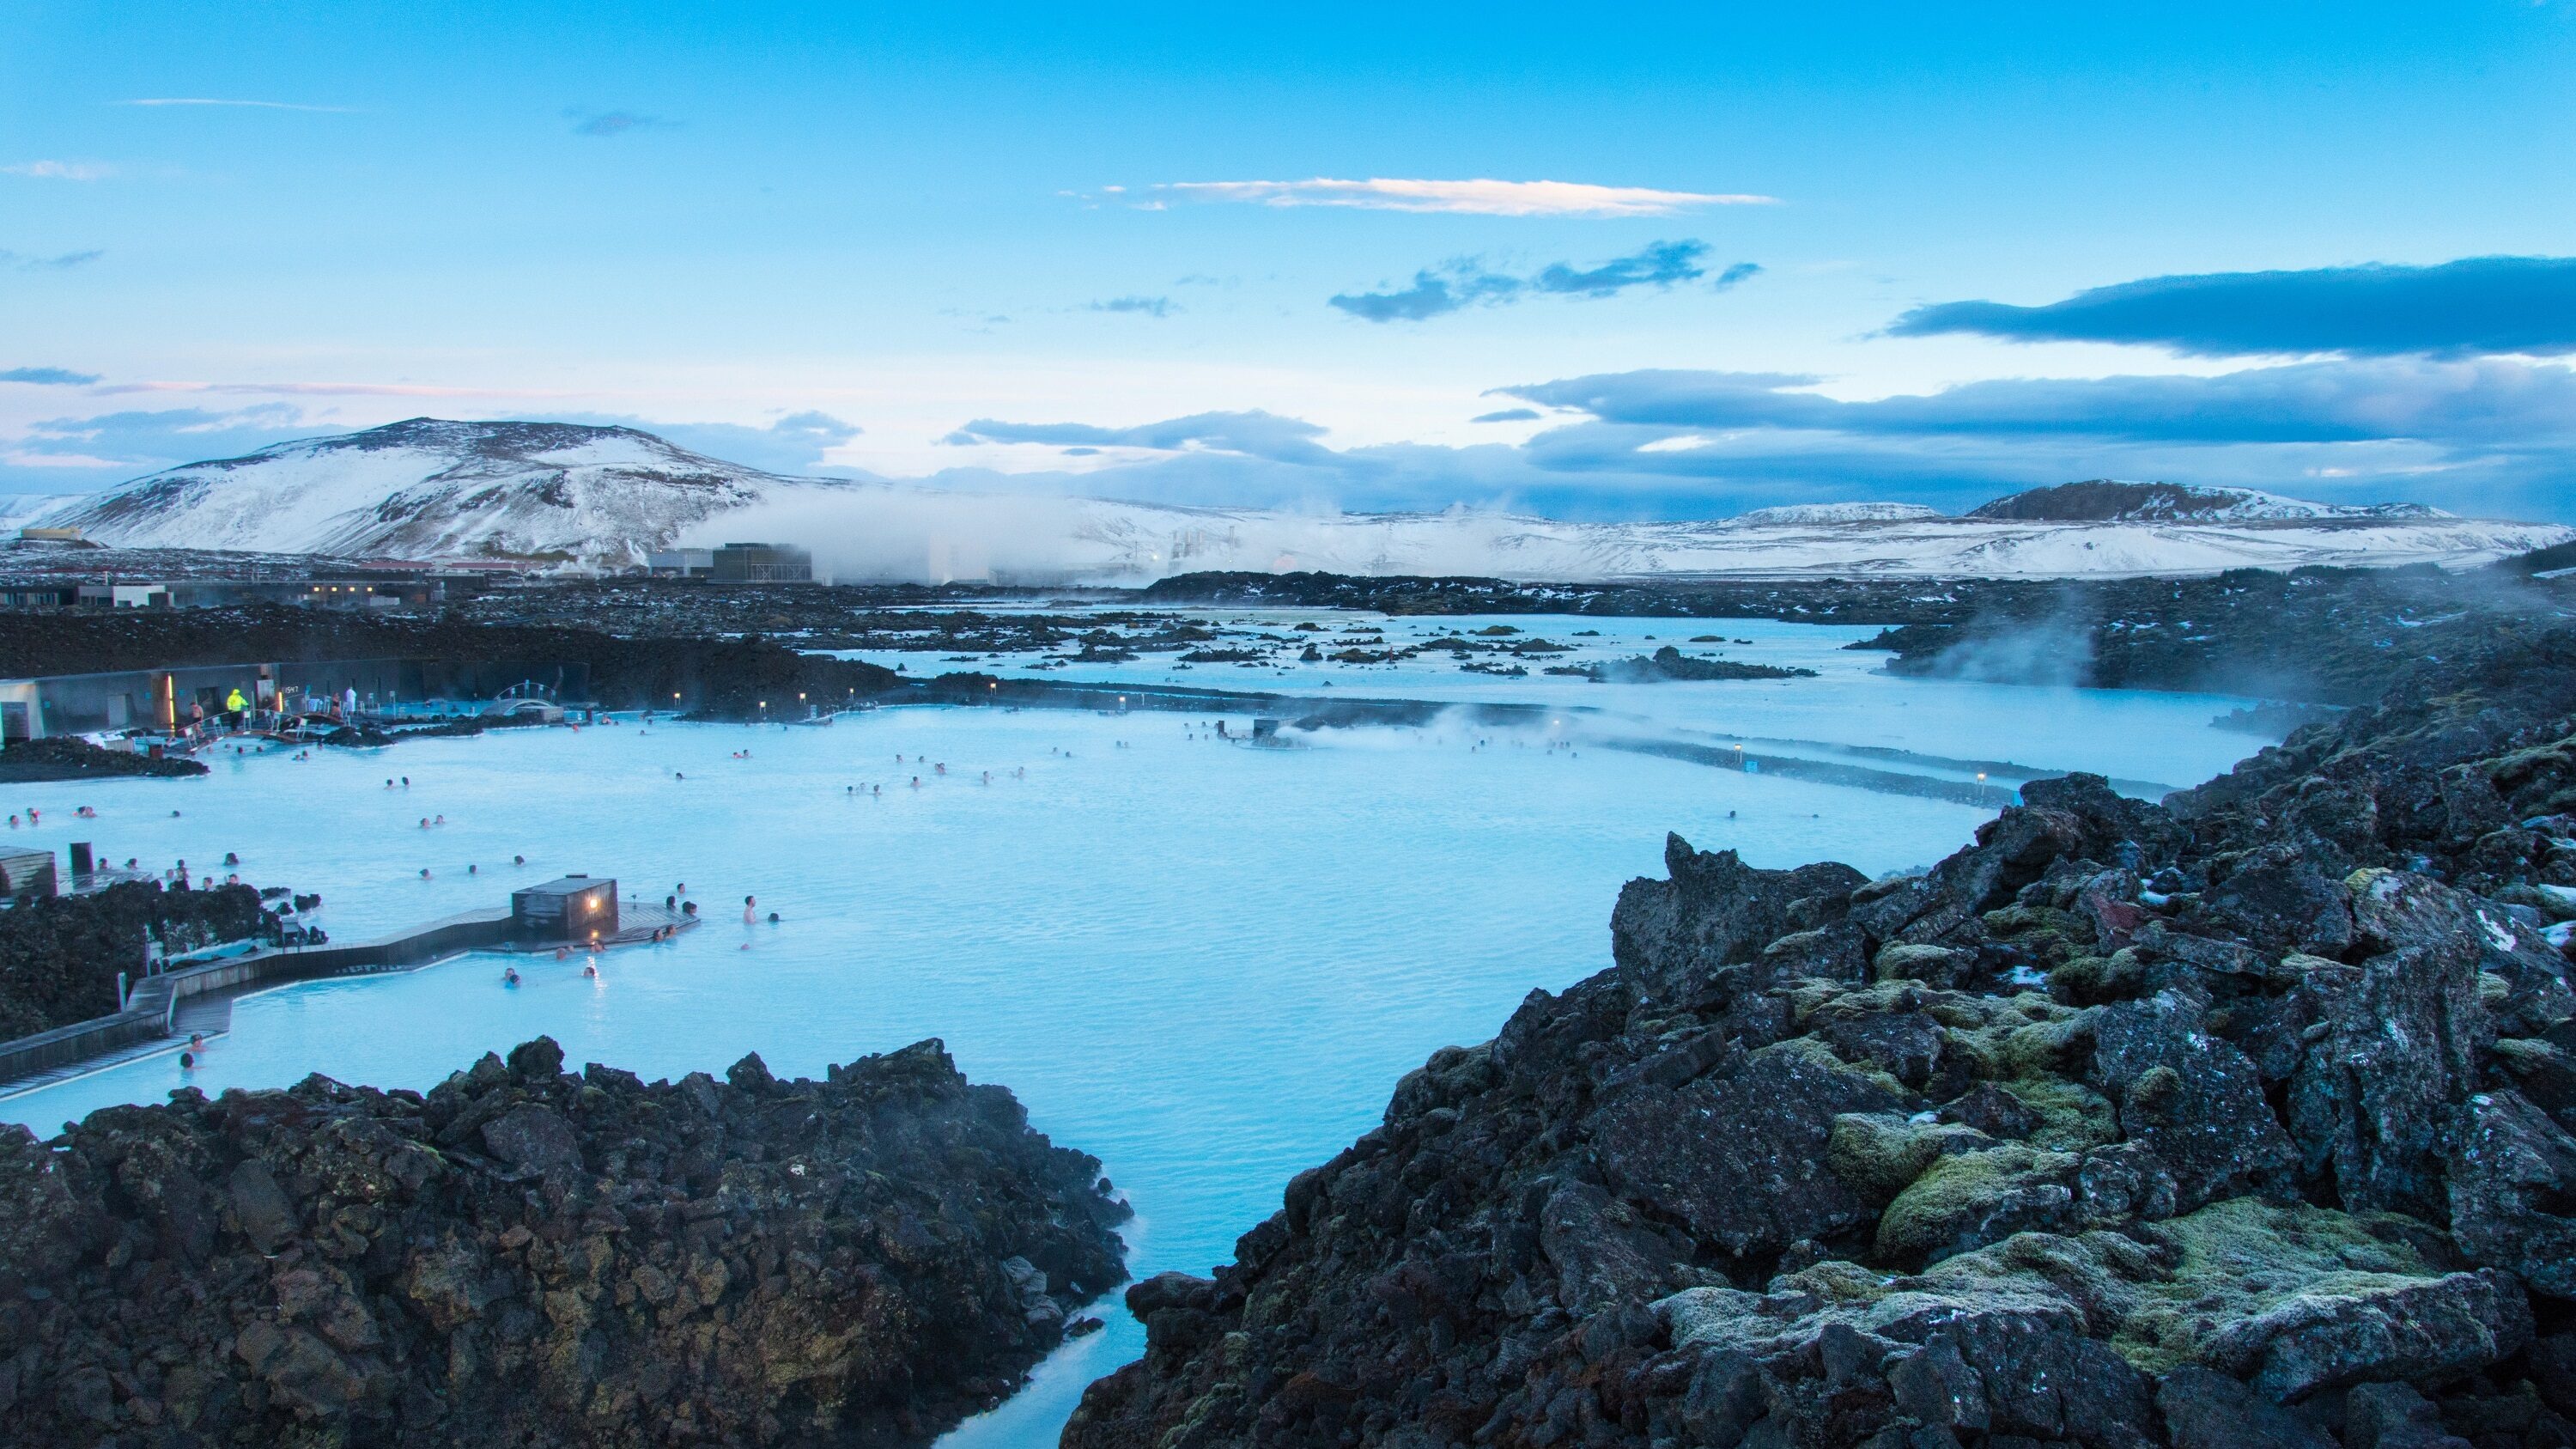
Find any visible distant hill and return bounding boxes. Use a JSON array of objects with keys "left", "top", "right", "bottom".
[
  {"left": 1727, "top": 502, "right": 1943, "bottom": 526},
  {"left": 28, "top": 422, "right": 2568, "bottom": 581},
  {"left": 1967, "top": 479, "right": 2443, "bottom": 523}
]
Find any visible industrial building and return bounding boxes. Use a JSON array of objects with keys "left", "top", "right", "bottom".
[
  {"left": 711, "top": 542, "right": 812, "bottom": 582},
  {"left": 646, "top": 547, "right": 714, "bottom": 577}
]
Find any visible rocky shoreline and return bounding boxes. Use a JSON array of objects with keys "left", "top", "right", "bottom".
[
  {"left": 1064, "top": 624, "right": 2576, "bottom": 1448},
  {"left": 0, "top": 737, "right": 209, "bottom": 783},
  {"left": 0, "top": 1036, "right": 1129, "bottom": 1446}
]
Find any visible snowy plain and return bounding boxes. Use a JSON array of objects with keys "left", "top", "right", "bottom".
[{"left": 0, "top": 617, "right": 2271, "bottom": 1445}]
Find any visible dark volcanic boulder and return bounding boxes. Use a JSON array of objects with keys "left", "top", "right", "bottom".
[
  {"left": 1610, "top": 834, "right": 1865, "bottom": 1003},
  {"left": 0, "top": 1037, "right": 1127, "bottom": 1446},
  {"left": 1064, "top": 628, "right": 2576, "bottom": 1449}
]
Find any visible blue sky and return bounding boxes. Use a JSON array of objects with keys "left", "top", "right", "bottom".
[{"left": 3, "top": 2, "right": 2574, "bottom": 519}]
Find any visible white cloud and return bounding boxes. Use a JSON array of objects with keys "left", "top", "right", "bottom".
[
  {"left": 93, "top": 380, "right": 560, "bottom": 399},
  {"left": 4, "top": 161, "right": 113, "bottom": 181},
  {"left": 1151, "top": 177, "right": 1776, "bottom": 217},
  {"left": 119, "top": 98, "right": 356, "bottom": 113},
  {"left": 0, "top": 450, "right": 125, "bottom": 469}
]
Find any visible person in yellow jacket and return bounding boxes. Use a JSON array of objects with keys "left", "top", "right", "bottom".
[{"left": 223, "top": 687, "right": 247, "bottom": 728}]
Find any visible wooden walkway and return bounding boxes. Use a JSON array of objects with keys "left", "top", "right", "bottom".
[{"left": 0, "top": 895, "right": 701, "bottom": 1098}]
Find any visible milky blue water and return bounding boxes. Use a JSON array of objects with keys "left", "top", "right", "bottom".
[{"left": 0, "top": 615, "right": 2265, "bottom": 1446}]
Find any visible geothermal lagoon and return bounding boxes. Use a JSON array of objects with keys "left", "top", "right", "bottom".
[{"left": 0, "top": 614, "right": 2269, "bottom": 1444}]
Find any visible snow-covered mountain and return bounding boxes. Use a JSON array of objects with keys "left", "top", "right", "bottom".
[
  {"left": 0, "top": 494, "right": 93, "bottom": 533},
  {"left": 35, "top": 419, "right": 2573, "bottom": 583},
  {"left": 38, "top": 419, "right": 865, "bottom": 563}
]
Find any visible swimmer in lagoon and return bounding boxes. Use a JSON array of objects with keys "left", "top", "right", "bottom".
[
  {"left": 743, "top": 894, "right": 756, "bottom": 924},
  {"left": 503, "top": 967, "right": 519, "bottom": 987}
]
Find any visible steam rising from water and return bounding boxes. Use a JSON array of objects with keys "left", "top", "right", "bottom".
[
  {"left": 1911, "top": 615, "right": 2099, "bottom": 689},
  {"left": 692, "top": 485, "right": 1602, "bottom": 585}
]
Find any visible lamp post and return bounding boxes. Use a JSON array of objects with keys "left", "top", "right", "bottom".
[{"left": 1977, "top": 771, "right": 1989, "bottom": 807}]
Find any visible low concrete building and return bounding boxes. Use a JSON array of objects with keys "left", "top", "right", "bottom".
[
  {"left": 60, "top": 575, "right": 457, "bottom": 612},
  {"left": 512, "top": 875, "right": 618, "bottom": 943},
  {"left": 0, "top": 656, "right": 594, "bottom": 739}
]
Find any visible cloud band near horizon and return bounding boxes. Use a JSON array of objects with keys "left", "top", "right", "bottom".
[{"left": 1891, "top": 256, "right": 2576, "bottom": 357}]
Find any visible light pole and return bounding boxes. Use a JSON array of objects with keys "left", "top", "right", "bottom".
[{"left": 1977, "top": 771, "right": 1989, "bottom": 807}]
